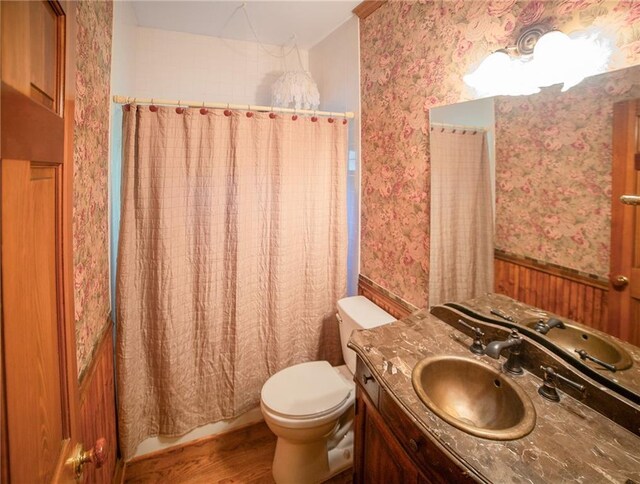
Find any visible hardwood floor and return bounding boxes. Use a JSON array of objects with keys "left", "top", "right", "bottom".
[{"left": 124, "top": 422, "right": 353, "bottom": 484}]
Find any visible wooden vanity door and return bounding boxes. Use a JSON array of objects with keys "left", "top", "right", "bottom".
[
  {"left": 1, "top": 1, "right": 82, "bottom": 482},
  {"left": 610, "top": 98, "right": 640, "bottom": 347}
]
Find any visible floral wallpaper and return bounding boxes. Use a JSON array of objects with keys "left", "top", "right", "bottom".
[
  {"left": 495, "top": 66, "right": 640, "bottom": 278},
  {"left": 73, "top": 0, "right": 113, "bottom": 375},
  {"left": 360, "top": 0, "right": 640, "bottom": 308}
]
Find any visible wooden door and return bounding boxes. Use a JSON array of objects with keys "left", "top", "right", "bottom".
[
  {"left": 1, "top": 2, "right": 104, "bottom": 481},
  {"left": 609, "top": 99, "right": 640, "bottom": 347}
]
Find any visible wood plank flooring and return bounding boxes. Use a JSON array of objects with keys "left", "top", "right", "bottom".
[{"left": 124, "top": 422, "right": 353, "bottom": 484}]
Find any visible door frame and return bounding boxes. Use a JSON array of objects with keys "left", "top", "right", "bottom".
[{"left": 609, "top": 98, "right": 640, "bottom": 344}]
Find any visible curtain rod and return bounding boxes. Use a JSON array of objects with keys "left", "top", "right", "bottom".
[
  {"left": 430, "top": 122, "right": 488, "bottom": 132},
  {"left": 112, "top": 95, "right": 355, "bottom": 119}
]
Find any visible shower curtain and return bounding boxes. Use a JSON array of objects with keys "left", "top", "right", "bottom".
[
  {"left": 116, "top": 106, "right": 347, "bottom": 459},
  {"left": 429, "top": 127, "right": 494, "bottom": 306}
]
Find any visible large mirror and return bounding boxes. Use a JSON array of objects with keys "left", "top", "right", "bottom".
[{"left": 429, "top": 65, "right": 640, "bottom": 396}]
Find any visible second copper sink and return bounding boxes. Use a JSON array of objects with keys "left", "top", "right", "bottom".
[
  {"left": 412, "top": 355, "right": 536, "bottom": 440},
  {"left": 523, "top": 319, "right": 632, "bottom": 371}
]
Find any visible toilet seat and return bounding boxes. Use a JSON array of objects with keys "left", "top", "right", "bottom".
[{"left": 261, "top": 361, "right": 352, "bottom": 419}]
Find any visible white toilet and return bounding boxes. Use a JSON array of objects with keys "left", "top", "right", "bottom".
[{"left": 260, "top": 296, "right": 396, "bottom": 484}]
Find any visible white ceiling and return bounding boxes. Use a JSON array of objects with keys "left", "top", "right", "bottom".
[{"left": 131, "top": 1, "right": 360, "bottom": 49}]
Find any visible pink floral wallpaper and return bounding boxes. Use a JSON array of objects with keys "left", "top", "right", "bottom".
[
  {"left": 495, "top": 66, "right": 640, "bottom": 278},
  {"left": 360, "top": 0, "right": 640, "bottom": 308},
  {"left": 73, "top": 0, "right": 113, "bottom": 375}
]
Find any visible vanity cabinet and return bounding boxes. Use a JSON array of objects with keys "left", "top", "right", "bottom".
[
  {"left": 354, "top": 359, "right": 477, "bottom": 484},
  {"left": 355, "top": 388, "right": 425, "bottom": 484}
]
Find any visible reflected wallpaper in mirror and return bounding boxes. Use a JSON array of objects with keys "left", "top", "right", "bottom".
[
  {"left": 430, "top": 65, "right": 640, "bottom": 344},
  {"left": 494, "top": 65, "right": 640, "bottom": 280}
]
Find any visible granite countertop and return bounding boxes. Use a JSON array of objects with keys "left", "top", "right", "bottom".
[
  {"left": 349, "top": 310, "right": 640, "bottom": 483},
  {"left": 454, "top": 293, "right": 640, "bottom": 395}
]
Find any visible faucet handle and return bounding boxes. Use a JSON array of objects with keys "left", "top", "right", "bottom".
[
  {"left": 574, "top": 349, "right": 617, "bottom": 372},
  {"left": 538, "top": 366, "right": 586, "bottom": 402},
  {"left": 490, "top": 308, "right": 515, "bottom": 322},
  {"left": 457, "top": 319, "right": 484, "bottom": 355}
]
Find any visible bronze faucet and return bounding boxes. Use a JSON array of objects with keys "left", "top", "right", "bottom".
[
  {"left": 483, "top": 329, "right": 524, "bottom": 375},
  {"left": 533, "top": 317, "right": 565, "bottom": 335}
]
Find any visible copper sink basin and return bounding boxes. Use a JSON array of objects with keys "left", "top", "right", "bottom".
[
  {"left": 523, "top": 320, "right": 632, "bottom": 371},
  {"left": 412, "top": 356, "right": 536, "bottom": 440}
]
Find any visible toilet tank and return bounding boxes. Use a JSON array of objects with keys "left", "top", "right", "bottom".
[{"left": 337, "top": 296, "right": 396, "bottom": 374}]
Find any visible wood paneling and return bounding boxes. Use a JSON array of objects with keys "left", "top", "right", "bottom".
[
  {"left": 352, "top": 1, "right": 386, "bottom": 20},
  {"left": 78, "top": 321, "right": 118, "bottom": 484},
  {"left": 494, "top": 255, "right": 610, "bottom": 333},
  {"left": 358, "top": 276, "right": 415, "bottom": 320}
]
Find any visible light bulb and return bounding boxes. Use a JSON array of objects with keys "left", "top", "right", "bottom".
[
  {"left": 464, "top": 51, "right": 513, "bottom": 97},
  {"left": 532, "top": 31, "right": 572, "bottom": 88}
]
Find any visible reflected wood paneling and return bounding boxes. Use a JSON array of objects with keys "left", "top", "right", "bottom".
[
  {"left": 494, "top": 256, "right": 610, "bottom": 333},
  {"left": 78, "top": 321, "right": 117, "bottom": 484},
  {"left": 358, "top": 276, "right": 415, "bottom": 320}
]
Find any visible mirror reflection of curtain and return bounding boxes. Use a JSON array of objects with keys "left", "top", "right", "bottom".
[
  {"left": 429, "top": 127, "right": 493, "bottom": 306},
  {"left": 116, "top": 106, "right": 348, "bottom": 459}
]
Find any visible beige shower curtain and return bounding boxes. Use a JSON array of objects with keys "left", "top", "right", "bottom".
[
  {"left": 429, "top": 127, "right": 494, "bottom": 306},
  {"left": 116, "top": 106, "right": 347, "bottom": 459}
]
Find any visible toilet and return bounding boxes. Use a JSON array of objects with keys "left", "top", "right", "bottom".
[{"left": 260, "top": 296, "right": 396, "bottom": 484}]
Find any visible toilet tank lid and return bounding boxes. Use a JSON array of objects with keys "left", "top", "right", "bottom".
[{"left": 337, "top": 296, "right": 396, "bottom": 329}]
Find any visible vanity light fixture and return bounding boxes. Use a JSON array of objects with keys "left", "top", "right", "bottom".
[{"left": 464, "top": 25, "right": 613, "bottom": 97}]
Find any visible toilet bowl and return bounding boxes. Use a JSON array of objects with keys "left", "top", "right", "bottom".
[{"left": 260, "top": 296, "right": 396, "bottom": 484}]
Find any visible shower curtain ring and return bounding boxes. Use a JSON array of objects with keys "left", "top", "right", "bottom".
[
  {"left": 200, "top": 101, "right": 208, "bottom": 115},
  {"left": 176, "top": 100, "right": 184, "bottom": 114},
  {"left": 224, "top": 103, "right": 232, "bottom": 117},
  {"left": 269, "top": 106, "right": 276, "bottom": 119},
  {"left": 149, "top": 99, "right": 158, "bottom": 112},
  {"left": 311, "top": 110, "right": 318, "bottom": 122}
]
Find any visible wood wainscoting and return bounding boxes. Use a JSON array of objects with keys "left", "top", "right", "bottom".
[
  {"left": 358, "top": 276, "right": 417, "bottom": 320},
  {"left": 78, "top": 320, "right": 118, "bottom": 483},
  {"left": 494, "top": 253, "right": 610, "bottom": 333}
]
